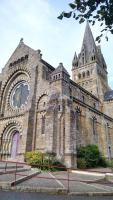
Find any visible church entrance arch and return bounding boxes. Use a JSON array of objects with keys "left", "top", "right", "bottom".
[
  {"left": 1, "top": 121, "right": 22, "bottom": 159},
  {"left": 11, "top": 132, "right": 20, "bottom": 158}
]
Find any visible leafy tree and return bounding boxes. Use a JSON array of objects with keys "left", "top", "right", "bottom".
[{"left": 58, "top": 0, "right": 113, "bottom": 42}]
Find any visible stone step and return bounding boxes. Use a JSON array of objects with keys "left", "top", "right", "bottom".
[
  {"left": 0, "top": 168, "right": 31, "bottom": 174},
  {"left": 0, "top": 161, "right": 29, "bottom": 169},
  {"left": 0, "top": 169, "right": 41, "bottom": 187},
  {"left": 7, "top": 158, "right": 18, "bottom": 162},
  {"left": 0, "top": 163, "right": 24, "bottom": 169}
]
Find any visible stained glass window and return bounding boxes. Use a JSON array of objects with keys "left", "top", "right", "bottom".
[{"left": 13, "top": 84, "right": 29, "bottom": 108}]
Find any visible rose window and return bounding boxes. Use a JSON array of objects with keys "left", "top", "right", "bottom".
[
  {"left": 13, "top": 84, "right": 29, "bottom": 108},
  {"left": 9, "top": 80, "right": 29, "bottom": 110}
]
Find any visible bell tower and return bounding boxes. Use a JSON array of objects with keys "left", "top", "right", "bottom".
[{"left": 72, "top": 21, "right": 110, "bottom": 99}]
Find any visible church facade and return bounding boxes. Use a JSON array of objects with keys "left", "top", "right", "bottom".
[{"left": 0, "top": 22, "right": 113, "bottom": 167}]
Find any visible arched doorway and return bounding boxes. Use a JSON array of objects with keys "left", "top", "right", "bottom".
[
  {"left": 11, "top": 132, "right": 20, "bottom": 158},
  {"left": 1, "top": 121, "right": 22, "bottom": 160}
]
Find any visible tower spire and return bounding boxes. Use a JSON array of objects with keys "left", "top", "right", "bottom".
[
  {"left": 72, "top": 21, "right": 108, "bottom": 97},
  {"left": 81, "top": 21, "right": 97, "bottom": 63}
]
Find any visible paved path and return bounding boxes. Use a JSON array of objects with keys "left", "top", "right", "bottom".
[{"left": 17, "top": 171, "right": 113, "bottom": 193}]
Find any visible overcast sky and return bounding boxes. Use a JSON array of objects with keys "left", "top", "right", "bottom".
[{"left": 0, "top": 0, "right": 113, "bottom": 89}]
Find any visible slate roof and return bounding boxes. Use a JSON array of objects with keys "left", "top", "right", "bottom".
[
  {"left": 41, "top": 59, "right": 55, "bottom": 71},
  {"left": 104, "top": 90, "right": 113, "bottom": 101}
]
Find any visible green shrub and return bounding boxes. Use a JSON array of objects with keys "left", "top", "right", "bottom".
[
  {"left": 98, "top": 156, "right": 107, "bottom": 167},
  {"left": 25, "top": 151, "right": 66, "bottom": 171},
  {"left": 52, "top": 161, "right": 67, "bottom": 171},
  {"left": 77, "top": 158, "right": 87, "bottom": 169},
  {"left": 77, "top": 144, "right": 107, "bottom": 169}
]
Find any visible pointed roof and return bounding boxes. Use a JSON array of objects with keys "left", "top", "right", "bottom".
[
  {"left": 52, "top": 63, "right": 70, "bottom": 76},
  {"left": 72, "top": 51, "right": 77, "bottom": 62},
  {"left": 5, "top": 38, "right": 35, "bottom": 68},
  {"left": 81, "top": 21, "right": 96, "bottom": 54}
]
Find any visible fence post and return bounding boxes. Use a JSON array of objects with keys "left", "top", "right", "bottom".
[
  {"left": 68, "top": 169, "right": 70, "bottom": 193},
  {"left": 14, "top": 162, "right": 17, "bottom": 187},
  {"left": 4, "top": 161, "right": 7, "bottom": 174}
]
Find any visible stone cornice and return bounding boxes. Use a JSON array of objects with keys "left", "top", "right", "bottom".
[{"left": 0, "top": 113, "right": 25, "bottom": 120}]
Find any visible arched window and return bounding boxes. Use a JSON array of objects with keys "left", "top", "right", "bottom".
[
  {"left": 93, "top": 118, "right": 95, "bottom": 135},
  {"left": 42, "top": 116, "right": 45, "bottom": 134},
  {"left": 59, "top": 74, "right": 60, "bottom": 78},
  {"left": 78, "top": 74, "right": 81, "bottom": 79},
  {"left": 94, "top": 55, "right": 95, "bottom": 60},
  {"left": 83, "top": 72, "right": 85, "bottom": 78},
  {"left": 43, "top": 102, "right": 45, "bottom": 107},
  {"left": 58, "top": 105, "right": 60, "bottom": 111},
  {"left": 76, "top": 111, "right": 79, "bottom": 130},
  {"left": 94, "top": 103, "right": 96, "bottom": 109},
  {"left": 87, "top": 71, "right": 90, "bottom": 76},
  {"left": 82, "top": 96, "right": 85, "bottom": 103}
]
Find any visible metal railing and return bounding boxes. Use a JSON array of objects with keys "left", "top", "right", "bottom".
[{"left": 0, "top": 160, "right": 113, "bottom": 193}]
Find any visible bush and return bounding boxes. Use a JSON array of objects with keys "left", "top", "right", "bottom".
[
  {"left": 52, "top": 161, "right": 67, "bottom": 171},
  {"left": 25, "top": 151, "right": 66, "bottom": 171},
  {"left": 77, "top": 158, "right": 87, "bottom": 169},
  {"left": 77, "top": 144, "right": 107, "bottom": 169}
]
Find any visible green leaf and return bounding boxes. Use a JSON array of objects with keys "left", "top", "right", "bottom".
[
  {"left": 96, "top": 36, "right": 100, "bottom": 41},
  {"left": 110, "top": 29, "right": 113, "bottom": 34},
  {"left": 88, "top": 20, "right": 92, "bottom": 23},
  {"left": 57, "top": 14, "right": 63, "bottom": 20},
  {"left": 69, "top": 3, "right": 76, "bottom": 9},
  {"left": 92, "top": 21, "right": 95, "bottom": 25},
  {"left": 105, "top": 36, "right": 108, "bottom": 41},
  {"left": 101, "top": 28, "right": 107, "bottom": 32},
  {"left": 73, "top": 13, "right": 76, "bottom": 18},
  {"left": 79, "top": 18, "right": 85, "bottom": 24},
  {"left": 64, "top": 11, "right": 72, "bottom": 18},
  {"left": 76, "top": 16, "right": 79, "bottom": 20}
]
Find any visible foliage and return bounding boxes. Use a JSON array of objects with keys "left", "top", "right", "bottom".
[
  {"left": 107, "top": 160, "right": 113, "bottom": 170},
  {"left": 52, "top": 161, "right": 67, "bottom": 171},
  {"left": 58, "top": 0, "right": 113, "bottom": 42},
  {"left": 25, "top": 151, "right": 66, "bottom": 171},
  {"left": 77, "top": 158, "right": 87, "bottom": 169},
  {"left": 77, "top": 144, "right": 107, "bottom": 169}
]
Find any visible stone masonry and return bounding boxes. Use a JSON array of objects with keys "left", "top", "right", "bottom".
[{"left": 0, "top": 23, "right": 113, "bottom": 168}]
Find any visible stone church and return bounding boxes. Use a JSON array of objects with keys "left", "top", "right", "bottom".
[{"left": 0, "top": 22, "right": 113, "bottom": 167}]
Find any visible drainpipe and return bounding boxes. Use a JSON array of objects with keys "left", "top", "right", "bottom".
[{"left": 103, "top": 114, "right": 110, "bottom": 161}]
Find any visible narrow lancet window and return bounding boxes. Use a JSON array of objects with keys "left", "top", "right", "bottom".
[
  {"left": 93, "top": 118, "right": 95, "bottom": 135},
  {"left": 76, "top": 111, "right": 79, "bottom": 130},
  {"left": 42, "top": 116, "right": 45, "bottom": 134}
]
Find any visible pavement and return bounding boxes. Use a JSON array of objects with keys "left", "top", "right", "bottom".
[{"left": 0, "top": 161, "right": 113, "bottom": 196}]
